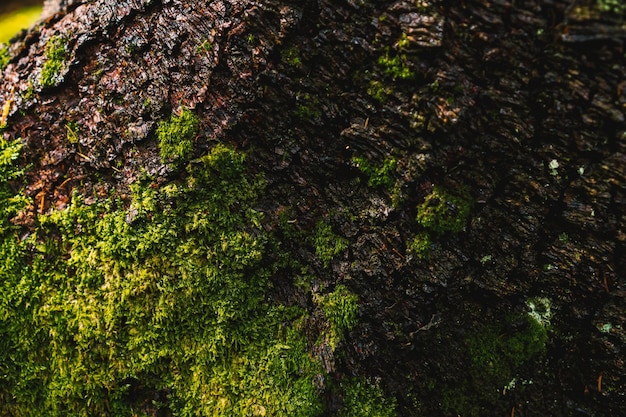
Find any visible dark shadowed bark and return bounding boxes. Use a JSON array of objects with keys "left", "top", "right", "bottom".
[{"left": 1, "top": 0, "right": 624, "bottom": 415}]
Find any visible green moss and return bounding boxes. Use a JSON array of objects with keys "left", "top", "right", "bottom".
[
  {"left": 407, "top": 232, "right": 431, "bottom": 260},
  {"left": 352, "top": 155, "right": 397, "bottom": 188},
  {"left": 439, "top": 383, "right": 480, "bottom": 417},
  {"left": 377, "top": 49, "right": 414, "bottom": 80},
  {"left": 597, "top": 0, "right": 626, "bottom": 14},
  {"left": 338, "top": 378, "right": 397, "bottom": 417},
  {"left": 278, "top": 207, "right": 297, "bottom": 237},
  {"left": 467, "top": 315, "right": 548, "bottom": 383},
  {"left": 195, "top": 39, "right": 213, "bottom": 54},
  {"left": 39, "top": 36, "right": 66, "bottom": 88},
  {"left": 315, "top": 284, "right": 358, "bottom": 349},
  {"left": 157, "top": 107, "right": 199, "bottom": 162},
  {"left": 312, "top": 221, "right": 349, "bottom": 267},
  {"left": 0, "top": 144, "right": 325, "bottom": 416},
  {"left": 0, "top": 138, "right": 33, "bottom": 416},
  {"left": 396, "top": 33, "right": 410, "bottom": 49},
  {"left": 65, "top": 121, "right": 79, "bottom": 144},
  {"left": 296, "top": 104, "right": 317, "bottom": 119},
  {"left": 20, "top": 81, "right": 35, "bottom": 101},
  {"left": 367, "top": 80, "right": 392, "bottom": 103},
  {"left": 295, "top": 93, "right": 321, "bottom": 120},
  {"left": 437, "top": 313, "right": 549, "bottom": 417},
  {"left": 282, "top": 46, "right": 302, "bottom": 67},
  {"left": 416, "top": 186, "right": 472, "bottom": 234},
  {"left": 0, "top": 138, "right": 27, "bottom": 234},
  {"left": 0, "top": 45, "right": 9, "bottom": 71}
]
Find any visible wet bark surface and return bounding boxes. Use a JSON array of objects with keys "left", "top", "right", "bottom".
[{"left": 1, "top": 0, "right": 624, "bottom": 415}]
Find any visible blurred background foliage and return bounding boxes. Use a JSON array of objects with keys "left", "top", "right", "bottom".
[{"left": 0, "top": 1, "right": 43, "bottom": 44}]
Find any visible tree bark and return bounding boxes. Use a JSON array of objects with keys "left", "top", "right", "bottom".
[{"left": 1, "top": 0, "right": 624, "bottom": 415}]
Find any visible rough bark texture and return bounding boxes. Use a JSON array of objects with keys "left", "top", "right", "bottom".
[{"left": 1, "top": 0, "right": 625, "bottom": 415}]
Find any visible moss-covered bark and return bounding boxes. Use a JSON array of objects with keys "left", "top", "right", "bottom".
[{"left": 0, "top": 0, "right": 624, "bottom": 416}]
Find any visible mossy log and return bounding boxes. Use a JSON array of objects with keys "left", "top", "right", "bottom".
[{"left": 0, "top": 0, "right": 624, "bottom": 416}]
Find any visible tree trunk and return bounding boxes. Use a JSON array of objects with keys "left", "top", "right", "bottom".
[{"left": 0, "top": 0, "right": 624, "bottom": 416}]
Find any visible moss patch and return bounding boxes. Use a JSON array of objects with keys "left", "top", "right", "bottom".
[
  {"left": 39, "top": 36, "right": 66, "bottom": 88},
  {"left": 295, "top": 92, "right": 322, "bottom": 120},
  {"left": 407, "top": 232, "right": 431, "bottom": 260},
  {"left": 312, "top": 220, "right": 349, "bottom": 267},
  {"left": 0, "top": 144, "right": 325, "bottom": 416},
  {"left": 314, "top": 284, "right": 358, "bottom": 350},
  {"left": 352, "top": 155, "right": 397, "bottom": 189},
  {"left": 416, "top": 186, "right": 472, "bottom": 234},
  {"left": 436, "top": 312, "right": 549, "bottom": 417},
  {"left": 0, "top": 138, "right": 27, "bottom": 233},
  {"left": 338, "top": 378, "right": 397, "bottom": 417},
  {"left": 157, "top": 107, "right": 199, "bottom": 162},
  {"left": 377, "top": 48, "right": 414, "bottom": 80},
  {"left": 367, "top": 80, "right": 392, "bottom": 103},
  {"left": 467, "top": 315, "right": 548, "bottom": 384},
  {"left": 0, "top": 45, "right": 9, "bottom": 71},
  {"left": 281, "top": 46, "right": 302, "bottom": 67},
  {"left": 597, "top": 0, "right": 626, "bottom": 14}
]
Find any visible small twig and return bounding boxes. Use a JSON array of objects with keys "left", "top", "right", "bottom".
[
  {"left": 58, "top": 177, "right": 73, "bottom": 188},
  {"left": 417, "top": 314, "right": 441, "bottom": 332},
  {"left": 76, "top": 152, "right": 91, "bottom": 161},
  {"left": 392, "top": 247, "right": 405, "bottom": 260},
  {"left": 39, "top": 193, "right": 45, "bottom": 214},
  {"left": 1, "top": 86, "right": 15, "bottom": 128},
  {"left": 409, "top": 314, "right": 442, "bottom": 337}
]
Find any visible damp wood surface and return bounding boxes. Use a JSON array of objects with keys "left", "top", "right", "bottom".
[{"left": 0, "top": 0, "right": 624, "bottom": 416}]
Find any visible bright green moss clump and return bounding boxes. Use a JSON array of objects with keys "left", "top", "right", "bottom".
[
  {"left": 0, "top": 138, "right": 27, "bottom": 233},
  {"left": 352, "top": 155, "right": 397, "bottom": 188},
  {"left": 407, "top": 232, "right": 431, "bottom": 260},
  {"left": 0, "top": 144, "right": 324, "bottom": 416},
  {"left": 416, "top": 186, "right": 472, "bottom": 234},
  {"left": 39, "top": 36, "right": 66, "bottom": 88},
  {"left": 0, "top": 45, "right": 9, "bottom": 71},
  {"left": 378, "top": 49, "right": 414, "bottom": 80},
  {"left": 408, "top": 187, "right": 471, "bottom": 262},
  {"left": 157, "top": 107, "right": 200, "bottom": 161},
  {"left": 315, "top": 284, "right": 359, "bottom": 349}
]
